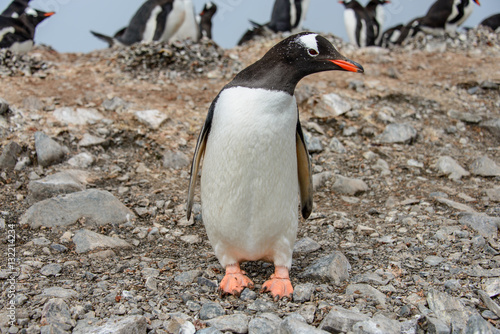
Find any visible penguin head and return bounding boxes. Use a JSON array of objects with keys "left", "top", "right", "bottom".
[
  {"left": 269, "top": 32, "right": 364, "bottom": 75},
  {"left": 23, "top": 9, "right": 55, "bottom": 26},
  {"left": 200, "top": 2, "right": 217, "bottom": 17},
  {"left": 472, "top": 0, "right": 480, "bottom": 5}
]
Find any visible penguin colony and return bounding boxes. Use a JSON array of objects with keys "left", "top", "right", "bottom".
[{"left": 0, "top": 0, "right": 498, "bottom": 300}]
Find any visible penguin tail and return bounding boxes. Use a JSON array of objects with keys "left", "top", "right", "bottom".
[{"left": 90, "top": 30, "right": 115, "bottom": 47}]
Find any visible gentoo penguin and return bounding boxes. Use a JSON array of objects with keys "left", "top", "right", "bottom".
[
  {"left": 1, "top": 0, "right": 31, "bottom": 18},
  {"left": 91, "top": 0, "right": 174, "bottom": 47},
  {"left": 379, "top": 24, "right": 403, "bottom": 47},
  {"left": 187, "top": 32, "right": 363, "bottom": 299},
  {"left": 166, "top": 0, "right": 199, "bottom": 43},
  {"left": 339, "top": 0, "right": 375, "bottom": 47},
  {"left": 416, "top": 0, "right": 480, "bottom": 35},
  {"left": 197, "top": 2, "right": 217, "bottom": 39},
  {"left": 237, "top": 0, "right": 310, "bottom": 45},
  {"left": 365, "top": 0, "right": 390, "bottom": 46},
  {"left": 480, "top": 13, "right": 500, "bottom": 31},
  {"left": 0, "top": 8, "right": 54, "bottom": 53},
  {"left": 395, "top": 17, "right": 423, "bottom": 45}
]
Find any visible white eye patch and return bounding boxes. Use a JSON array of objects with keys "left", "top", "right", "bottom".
[
  {"left": 297, "top": 33, "right": 319, "bottom": 54},
  {"left": 25, "top": 7, "right": 37, "bottom": 16}
]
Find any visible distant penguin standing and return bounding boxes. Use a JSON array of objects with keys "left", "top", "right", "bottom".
[
  {"left": 187, "top": 32, "right": 363, "bottom": 299},
  {"left": 339, "top": 0, "right": 375, "bottom": 47},
  {"left": 379, "top": 24, "right": 403, "bottom": 47},
  {"left": 445, "top": 0, "right": 480, "bottom": 33},
  {"left": 1, "top": 0, "right": 31, "bottom": 18},
  {"left": 0, "top": 8, "right": 54, "bottom": 52},
  {"left": 479, "top": 13, "right": 500, "bottom": 31},
  {"left": 167, "top": 0, "right": 199, "bottom": 43},
  {"left": 197, "top": 2, "right": 217, "bottom": 39},
  {"left": 365, "top": 0, "right": 390, "bottom": 46},
  {"left": 91, "top": 0, "right": 174, "bottom": 47}
]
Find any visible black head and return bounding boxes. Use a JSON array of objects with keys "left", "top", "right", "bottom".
[
  {"left": 1, "top": 0, "right": 31, "bottom": 18},
  {"left": 200, "top": 2, "right": 217, "bottom": 18},
  {"left": 338, "top": 0, "right": 363, "bottom": 9},
  {"left": 22, "top": 8, "right": 55, "bottom": 26},
  {"left": 229, "top": 32, "right": 364, "bottom": 95}
]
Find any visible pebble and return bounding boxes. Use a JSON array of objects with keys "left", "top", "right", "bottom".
[
  {"left": 329, "top": 137, "right": 346, "bottom": 153},
  {"left": 280, "top": 316, "right": 330, "bottom": 334},
  {"left": 199, "top": 302, "right": 225, "bottom": 320},
  {"left": 40, "top": 263, "right": 62, "bottom": 276},
  {"left": 319, "top": 306, "right": 370, "bottom": 333},
  {"left": 459, "top": 212, "right": 500, "bottom": 239},
  {"left": 312, "top": 171, "right": 332, "bottom": 191},
  {"left": 205, "top": 314, "right": 249, "bottom": 333},
  {"left": 483, "top": 278, "right": 500, "bottom": 297},
  {"left": 174, "top": 270, "right": 202, "bottom": 284},
  {"left": 485, "top": 187, "right": 500, "bottom": 202},
  {"left": 345, "top": 283, "right": 387, "bottom": 306},
  {"left": 300, "top": 251, "right": 351, "bottom": 285},
  {"left": 377, "top": 123, "right": 417, "bottom": 144},
  {"left": 27, "top": 170, "right": 88, "bottom": 203},
  {"left": 53, "top": 107, "right": 104, "bottom": 125},
  {"left": 0, "top": 97, "right": 9, "bottom": 114},
  {"left": 248, "top": 313, "right": 280, "bottom": 334},
  {"left": 469, "top": 155, "right": 500, "bottom": 177},
  {"left": 332, "top": 175, "right": 369, "bottom": 195},
  {"left": 247, "top": 298, "right": 275, "bottom": 312},
  {"left": 481, "top": 118, "right": 500, "bottom": 139},
  {"left": 102, "top": 97, "right": 129, "bottom": 112},
  {"left": 447, "top": 110, "right": 482, "bottom": 124},
  {"left": 162, "top": 150, "right": 190, "bottom": 169},
  {"left": 0, "top": 141, "right": 21, "bottom": 170},
  {"left": 75, "top": 315, "right": 147, "bottom": 334},
  {"left": 433, "top": 156, "right": 470, "bottom": 180},
  {"left": 78, "top": 133, "right": 106, "bottom": 147},
  {"left": 352, "top": 314, "right": 401, "bottom": 334},
  {"left": 293, "top": 283, "right": 315, "bottom": 303},
  {"left": 315, "top": 93, "right": 352, "bottom": 118},
  {"left": 67, "top": 152, "right": 94, "bottom": 168},
  {"left": 20, "top": 189, "right": 135, "bottom": 228},
  {"left": 41, "top": 287, "right": 78, "bottom": 300},
  {"left": 293, "top": 237, "right": 321, "bottom": 254},
  {"left": 72, "top": 229, "right": 132, "bottom": 253},
  {"left": 134, "top": 109, "right": 168, "bottom": 129},
  {"left": 424, "top": 255, "right": 445, "bottom": 266},
  {"left": 34, "top": 131, "right": 68, "bottom": 167},
  {"left": 41, "top": 298, "right": 74, "bottom": 331}
]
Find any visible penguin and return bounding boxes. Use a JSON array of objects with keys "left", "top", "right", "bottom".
[
  {"left": 379, "top": 24, "right": 403, "bottom": 47},
  {"left": 365, "top": 0, "right": 390, "bottom": 46},
  {"left": 395, "top": 17, "right": 423, "bottom": 45},
  {"left": 1, "top": 0, "right": 31, "bottom": 18},
  {"left": 339, "top": 0, "right": 375, "bottom": 47},
  {"left": 186, "top": 32, "right": 364, "bottom": 299},
  {"left": 166, "top": 0, "right": 199, "bottom": 43},
  {"left": 444, "top": 0, "right": 480, "bottom": 33},
  {"left": 91, "top": 0, "right": 174, "bottom": 47},
  {"left": 237, "top": 0, "right": 310, "bottom": 46},
  {"left": 479, "top": 13, "right": 500, "bottom": 31},
  {"left": 197, "top": 2, "right": 217, "bottom": 39},
  {"left": 0, "top": 8, "right": 54, "bottom": 53}
]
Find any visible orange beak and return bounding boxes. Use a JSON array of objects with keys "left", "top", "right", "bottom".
[
  {"left": 44, "top": 12, "right": 55, "bottom": 17},
  {"left": 473, "top": 0, "right": 480, "bottom": 5},
  {"left": 330, "top": 59, "right": 364, "bottom": 73}
]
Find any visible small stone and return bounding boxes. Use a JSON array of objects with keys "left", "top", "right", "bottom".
[
  {"left": 180, "top": 234, "right": 201, "bottom": 244},
  {"left": 240, "top": 288, "right": 258, "bottom": 301},
  {"left": 304, "top": 133, "right": 323, "bottom": 153},
  {"left": 41, "top": 298, "right": 74, "bottom": 330},
  {"left": 294, "top": 237, "right": 321, "bottom": 254},
  {"left": 78, "top": 133, "right": 106, "bottom": 147},
  {"left": 345, "top": 283, "right": 387, "bottom": 306},
  {"left": 448, "top": 110, "right": 482, "bottom": 124},
  {"left": 424, "top": 256, "right": 445, "bottom": 266},
  {"left": 174, "top": 270, "right": 202, "bottom": 284},
  {"left": 435, "top": 197, "right": 476, "bottom": 213},
  {"left": 459, "top": 213, "right": 499, "bottom": 239},
  {"left": 426, "top": 289, "right": 471, "bottom": 330},
  {"left": 329, "top": 137, "right": 346, "bottom": 153},
  {"left": 319, "top": 306, "right": 370, "bottom": 333},
  {"left": 300, "top": 251, "right": 350, "bottom": 285},
  {"left": 0, "top": 141, "right": 22, "bottom": 170},
  {"left": 248, "top": 298, "right": 275, "bottom": 312},
  {"left": 205, "top": 314, "right": 249, "bottom": 333},
  {"left": 377, "top": 123, "right": 417, "bottom": 144},
  {"left": 352, "top": 314, "right": 401, "bottom": 334},
  {"left": 134, "top": 109, "right": 168, "bottom": 129},
  {"left": 485, "top": 187, "right": 500, "bottom": 202},
  {"left": 67, "top": 152, "right": 94, "bottom": 168},
  {"left": 72, "top": 229, "right": 132, "bottom": 253},
  {"left": 469, "top": 155, "right": 500, "bottom": 177},
  {"left": 433, "top": 156, "right": 470, "bottom": 180},
  {"left": 0, "top": 97, "right": 9, "bottom": 114},
  {"left": 199, "top": 302, "right": 225, "bottom": 320},
  {"left": 34, "top": 132, "right": 68, "bottom": 167},
  {"left": 332, "top": 175, "right": 369, "bottom": 195},
  {"left": 163, "top": 150, "right": 190, "bottom": 169},
  {"left": 481, "top": 118, "right": 500, "bottom": 139},
  {"left": 145, "top": 277, "right": 158, "bottom": 291},
  {"left": 40, "top": 263, "right": 62, "bottom": 276},
  {"left": 293, "top": 283, "right": 315, "bottom": 303},
  {"left": 27, "top": 170, "right": 88, "bottom": 203},
  {"left": 53, "top": 107, "right": 103, "bottom": 125},
  {"left": 41, "top": 287, "right": 78, "bottom": 300},
  {"left": 102, "top": 97, "right": 128, "bottom": 111},
  {"left": 313, "top": 171, "right": 332, "bottom": 191},
  {"left": 248, "top": 313, "right": 281, "bottom": 334},
  {"left": 483, "top": 278, "right": 500, "bottom": 297},
  {"left": 280, "top": 316, "right": 329, "bottom": 334},
  {"left": 315, "top": 93, "right": 352, "bottom": 118}
]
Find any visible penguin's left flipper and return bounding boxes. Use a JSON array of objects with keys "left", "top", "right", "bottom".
[
  {"left": 186, "top": 95, "right": 219, "bottom": 220},
  {"left": 296, "top": 120, "right": 313, "bottom": 219}
]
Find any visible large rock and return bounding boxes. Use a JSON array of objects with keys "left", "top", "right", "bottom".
[
  {"left": 20, "top": 189, "right": 135, "bottom": 228},
  {"left": 35, "top": 131, "right": 68, "bottom": 167},
  {"left": 481, "top": 118, "right": 500, "bottom": 140},
  {"left": 469, "top": 155, "right": 500, "bottom": 177},
  {"left": 458, "top": 213, "right": 500, "bottom": 239},
  {"left": 433, "top": 156, "right": 470, "bottom": 180},
  {"left": 72, "top": 229, "right": 132, "bottom": 253},
  {"left": 205, "top": 314, "right": 249, "bottom": 333},
  {"left": 27, "top": 170, "right": 88, "bottom": 203},
  {"left": 319, "top": 306, "right": 370, "bottom": 333},
  {"left": 426, "top": 289, "right": 474, "bottom": 331},
  {"left": 0, "top": 141, "right": 21, "bottom": 170},
  {"left": 41, "top": 298, "right": 74, "bottom": 331},
  {"left": 53, "top": 107, "right": 104, "bottom": 125},
  {"left": 74, "top": 315, "right": 147, "bottom": 334},
  {"left": 315, "top": 93, "right": 352, "bottom": 118},
  {"left": 300, "top": 251, "right": 350, "bottom": 285}
]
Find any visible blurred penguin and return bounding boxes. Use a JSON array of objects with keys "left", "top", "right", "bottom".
[{"left": 197, "top": 2, "right": 217, "bottom": 39}]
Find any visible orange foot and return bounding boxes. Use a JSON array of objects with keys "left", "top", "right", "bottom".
[
  {"left": 261, "top": 266, "right": 293, "bottom": 300},
  {"left": 219, "top": 264, "right": 254, "bottom": 297}
]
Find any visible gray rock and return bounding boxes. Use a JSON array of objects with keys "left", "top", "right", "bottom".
[
  {"left": 27, "top": 170, "right": 88, "bottom": 203},
  {"left": 298, "top": 303, "right": 317, "bottom": 324},
  {"left": 197, "top": 328, "right": 223, "bottom": 334},
  {"left": 478, "top": 290, "right": 500, "bottom": 319},
  {"left": 293, "top": 283, "right": 315, "bottom": 303},
  {"left": 481, "top": 118, "right": 500, "bottom": 139},
  {"left": 102, "top": 97, "right": 129, "bottom": 112},
  {"left": 34, "top": 132, "right": 68, "bottom": 167},
  {"left": 294, "top": 237, "right": 321, "bottom": 254},
  {"left": 163, "top": 150, "right": 190, "bottom": 169},
  {"left": 41, "top": 298, "right": 74, "bottom": 330},
  {"left": 435, "top": 197, "right": 476, "bottom": 213},
  {"left": 485, "top": 187, "right": 500, "bottom": 202},
  {"left": 199, "top": 302, "right": 225, "bottom": 320},
  {"left": 332, "top": 175, "right": 369, "bottom": 195},
  {"left": 459, "top": 213, "right": 500, "bottom": 239},
  {"left": 67, "top": 152, "right": 94, "bottom": 168},
  {"left": 352, "top": 314, "right": 401, "bottom": 334},
  {"left": 144, "top": 277, "right": 157, "bottom": 291},
  {"left": 423, "top": 316, "right": 450, "bottom": 334},
  {"left": 240, "top": 288, "right": 258, "bottom": 301},
  {"left": 0, "top": 97, "right": 9, "bottom": 114},
  {"left": 464, "top": 313, "right": 500, "bottom": 334},
  {"left": 315, "top": 93, "right": 352, "bottom": 118},
  {"left": 433, "top": 156, "right": 470, "bottom": 180},
  {"left": 300, "top": 251, "right": 351, "bottom": 285},
  {"left": 469, "top": 155, "right": 500, "bottom": 177},
  {"left": 20, "top": 189, "right": 135, "bottom": 228},
  {"left": 483, "top": 278, "right": 500, "bottom": 297},
  {"left": 134, "top": 109, "right": 168, "bottom": 129},
  {"left": 345, "top": 283, "right": 387, "bottom": 307},
  {"left": 72, "top": 229, "right": 131, "bottom": 253},
  {"left": 205, "top": 314, "right": 249, "bottom": 333},
  {"left": 313, "top": 171, "right": 333, "bottom": 191},
  {"left": 174, "top": 270, "right": 202, "bottom": 284},
  {"left": 40, "top": 263, "right": 62, "bottom": 276},
  {"left": 41, "top": 287, "right": 78, "bottom": 300},
  {"left": 41, "top": 323, "right": 70, "bottom": 334},
  {"left": 426, "top": 289, "right": 472, "bottom": 331},
  {"left": 319, "top": 306, "right": 370, "bottom": 333},
  {"left": 280, "top": 316, "right": 329, "bottom": 334},
  {"left": 23, "top": 96, "right": 43, "bottom": 111},
  {"left": 88, "top": 315, "right": 147, "bottom": 334},
  {"left": 0, "top": 141, "right": 21, "bottom": 170},
  {"left": 351, "top": 271, "right": 393, "bottom": 285},
  {"left": 378, "top": 123, "right": 417, "bottom": 144},
  {"left": 248, "top": 313, "right": 281, "bottom": 334},
  {"left": 329, "top": 137, "right": 346, "bottom": 153},
  {"left": 78, "top": 133, "right": 106, "bottom": 147},
  {"left": 304, "top": 133, "right": 323, "bottom": 153},
  {"left": 248, "top": 298, "right": 275, "bottom": 312},
  {"left": 424, "top": 255, "right": 445, "bottom": 266},
  {"left": 53, "top": 107, "right": 103, "bottom": 125},
  {"left": 448, "top": 110, "right": 482, "bottom": 124}
]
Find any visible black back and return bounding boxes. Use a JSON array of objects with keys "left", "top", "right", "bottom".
[
  {"left": 420, "top": 0, "right": 453, "bottom": 28},
  {"left": 1, "top": 0, "right": 30, "bottom": 17},
  {"left": 379, "top": 24, "right": 403, "bottom": 47},
  {"left": 480, "top": 13, "right": 500, "bottom": 31},
  {"left": 0, "top": 9, "right": 52, "bottom": 47},
  {"left": 340, "top": 0, "right": 376, "bottom": 46},
  {"left": 199, "top": 2, "right": 217, "bottom": 39}
]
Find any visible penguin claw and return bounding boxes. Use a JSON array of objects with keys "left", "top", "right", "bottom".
[
  {"left": 260, "top": 276, "right": 294, "bottom": 300},
  {"left": 219, "top": 265, "right": 254, "bottom": 297}
]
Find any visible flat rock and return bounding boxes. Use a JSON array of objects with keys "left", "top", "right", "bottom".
[
  {"left": 313, "top": 171, "right": 332, "bottom": 191},
  {"left": 40, "top": 263, "right": 62, "bottom": 276},
  {"left": 300, "top": 251, "right": 350, "bottom": 285},
  {"left": 205, "top": 314, "right": 249, "bottom": 333},
  {"left": 319, "top": 306, "right": 370, "bottom": 333},
  {"left": 293, "top": 283, "right": 315, "bottom": 303},
  {"left": 82, "top": 315, "right": 147, "bottom": 334},
  {"left": 464, "top": 313, "right": 500, "bottom": 334},
  {"left": 174, "top": 270, "right": 202, "bottom": 284},
  {"left": 435, "top": 197, "right": 476, "bottom": 213},
  {"left": 41, "top": 287, "right": 78, "bottom": 300},
  {"left": 294, "top": 237, "right": 321, "bottom": 254},
  {"left": 20, "top": 189, "right": 135, "bottom": 228},
  {"left": 459, "top": 213, "right": 500, "bottom": 239},
  {"left": 134, "top": 109, "right": 168, "bottom": 129},
  {"left": 377, "top": 123, "right": 417, "bottom": 144},
  {"left": 27, "top": 170, "right": 88, "bottom": 203},
  {"left": 485, "top": 187, "right": 500, "bottom": 202},
  {"left": 248, "top": 313, "right": 280, "bottom": 334},
  {"left": 163, "top": 150, "right": 190, "bottom": 169},
  {"left": 67, "top": 152, "right": 94, "bottom": 168},
  {"left": 102, "top": 97, "right": 129, "bottom": 112},
  {"left": 0, "top": 141, "right": 21, "bottom": 170},
  {"left": 352, "top": 314, "right": 401, "bottom": 334},
  {"left": 280, "top": 316, "right": 329, "bottom": 334},
  {"left": 78, "top": 133, "right": 106, "bottom": 147},
  {"left": 329, "top": 137, "right": 346, "bottom": 153},
  {"left": 332, "top": 175, "right": 369, "bottom": 195},
  {"left": 247, "top": 298, "right": 275, "bottom": 312},
  {"left": 448, "top": 110, "right": 482, "bottom": 123},
  {"left": 426, "top": 289, "right": 473, "bottom": 331},
  {"left": 483, "top": 278, "right": 500, "bottom": 297},
  {"left": 346, "top": 283, "right": 387, "bottom": 306},
  {"left": 41, "top": 298, "right": 74, "bottom": 330},
  {"left": 35, "top": 131, "right": 68, "bottom": 167},
  {"left": 72, "top": 229, "right": 131, "bottom": 253},
  {"left": 199, "top": 302, "right": 225, "bottom": 320},
  {"left": 433, "top": 156, "right": 470, "bottom": 180},
  {"left": 469, "top": 155, "right": 500, "bottom": 176},
  {"left": 315, "top": 93, "right": 352, "bottom": 118},
  {"left": 53, "top": 107, "right": 104, "bottom": 125},
  {"left": 481, "top": 118, "right": 500, "bottom": 139}
]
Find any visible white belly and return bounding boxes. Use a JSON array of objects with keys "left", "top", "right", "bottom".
[
  {"left": 168, "top": 0, "right": 199, "bottom": 42},
  {"left": 201, "top": 87, "right": 299, "bottom": 268},
  {"left": 344, "top": 9, "right": 358, "bottom": 46},
  {"left": 142, "top": 5, "right": 162, "bottom": 42},
  {"left": 159, "top": 0, "right": 186, "bottom": 42}
]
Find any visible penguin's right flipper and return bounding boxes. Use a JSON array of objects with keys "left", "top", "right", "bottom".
[{"left": 90, "top": 30, "right": 115, "bottom": 47}]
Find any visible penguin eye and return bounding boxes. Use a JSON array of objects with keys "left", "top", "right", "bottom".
[{"left": 308, "top": 49, "right": 319, "bottom": 57}]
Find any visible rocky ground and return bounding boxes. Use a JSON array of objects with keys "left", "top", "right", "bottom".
[{"left": 0, "top": 28, "right": 500, "bottom": 334}]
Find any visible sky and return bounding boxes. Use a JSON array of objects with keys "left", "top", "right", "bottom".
[{"left": 1, "top": 0, "right": 498, "bottom": 53}]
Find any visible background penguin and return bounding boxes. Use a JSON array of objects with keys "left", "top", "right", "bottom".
[
  {"left": 1, "top": 0, "right": 31, "bottom": 18},
  {"left": 91, "top": 0, "right": 174, "bottom": 47},
  {"left": 479, "top": 13, "right": 500, "bottom": 31},
  {"left": 379, "top": 23, "right": 403, "bottom": 47},
  {"left": 237, "top": 0, "right": 310, "bottom": 46},
  {"left": 339, "top": 0, "right": 375, "bottom": 47},
  {"left": 187, "top": 32, "right": 363, "bottom": 299},
  {"left": 365, "top": 0, "right": 390, "bottom": 46},
  {"left": 197, "top": 2, "right": 217, "bottom": 39},
  {"left": 444, "top": 0, "right": 480, "bottom": 33},
  {"left": 166, "top": 0, "right": 199, "bottom": 43},
  {"left": 0, "top": 8, "right": 54, "bottom": 52},
  {"left": 395, "top": 16, "right": 423, "bottom": 45}
]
